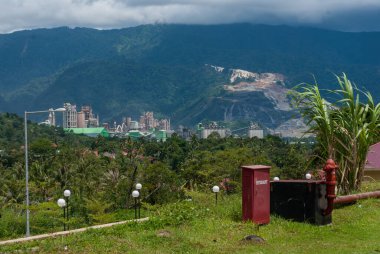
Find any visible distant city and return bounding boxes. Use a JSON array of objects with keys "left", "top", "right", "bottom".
[{"left": 41, "top": 102, "right": 266, "bottom": 140}]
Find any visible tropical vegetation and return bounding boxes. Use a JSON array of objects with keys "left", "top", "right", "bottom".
[
  {"left": 0, "top": 112, "right": 313, "bottom": 239},
  {"left": 291, "top": 74, "right": 380, "bottom": 194}
]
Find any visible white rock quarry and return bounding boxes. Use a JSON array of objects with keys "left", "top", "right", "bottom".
[
  {"left": 230, "top": 69, "right": 258, "bottom": 83},
  {"left": 225, "top": 70, "right": 291, "bottom": 111}
]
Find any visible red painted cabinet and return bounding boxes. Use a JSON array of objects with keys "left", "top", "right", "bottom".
[{"left": 242, "top": 165, "right": 271, "bottom": 224}]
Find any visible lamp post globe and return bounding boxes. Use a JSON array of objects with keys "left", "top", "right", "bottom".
[
  {"left": 273, "top": 177, "right": 280, "bottom": 181},
  {"left": 64, "top": 189, "right": 71, "bottom": 197},
  {"left": 212, "top": 186, "right": 220, "bottom": 205},
  {"left": 132, "top": 190, "right": 140, "bottom": 198},
  {"left": 132, "top": 190, "right": 140, "bottom": 220},
  {"left": 135, "top": 184, "right": 142, "bottom": 219},
  {"left": 63, "top": 189, "right": 71, "bottom": 230},
  {"left": 305, "top": 173, "right": 312, "bottom": 180},
  {"left": 57, "top": 198, "right": 67, "bottom": 231},
  {"left": 212, "top": 186, "right": 220, "bottom": 193},
  {"left": 57, "top": 198, "right": 66, "bottom": 208}
]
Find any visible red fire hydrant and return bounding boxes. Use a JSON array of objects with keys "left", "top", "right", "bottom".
[{"left": 323, "top": 159, "right": 337, "bottom": 215}]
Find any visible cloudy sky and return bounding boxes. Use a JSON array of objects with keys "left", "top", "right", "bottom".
[{"left": 1, "top": 0, "right": 380, "bottom": 33}]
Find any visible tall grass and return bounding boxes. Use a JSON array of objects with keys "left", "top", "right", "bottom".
[{"left": 291, "top": 74, "right": 380, "bottom": 194}]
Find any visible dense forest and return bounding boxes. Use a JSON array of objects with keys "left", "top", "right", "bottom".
[{"left": 0, "top": 112, "right": 314, "bottom": 238}]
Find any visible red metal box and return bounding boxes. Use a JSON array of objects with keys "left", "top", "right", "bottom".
[{"left": 241, "top": 165, "right": 271, "bottom": 224}]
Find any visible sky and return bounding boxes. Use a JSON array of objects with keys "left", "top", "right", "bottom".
[{"left": 1, "top": 0, "right": 380, "bottom": 33}]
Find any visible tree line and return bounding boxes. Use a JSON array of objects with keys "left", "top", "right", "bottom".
[{"left": 0, "top": 113, "right": 314, "bottom": 214}]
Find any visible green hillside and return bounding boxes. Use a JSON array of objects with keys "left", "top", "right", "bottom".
[
  {"left": 0, "top": 27, "right": 120, "bottom": 92},
  {"left": 1, "top": 24, "right": 380, "bottom": 127},
  {"left": 33, "top": 60, "right": 225, "bottom": 123}
]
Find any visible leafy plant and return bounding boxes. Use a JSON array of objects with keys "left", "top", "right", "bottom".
[{"left": 291, "top": 73, "right": 380, "bottom": 193}]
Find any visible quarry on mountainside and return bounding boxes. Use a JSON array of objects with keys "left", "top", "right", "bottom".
[{"left": 204, "top": 66, "right": 309, "bottom": 137}]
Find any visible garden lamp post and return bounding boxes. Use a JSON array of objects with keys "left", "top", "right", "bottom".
[
  {"left": 212, "top": 186, "right": 220, "bottom": 205},
  {"left": 57, "top": 198, "right": 67, "bottom": 231},
  {"left": 24, "top": 107, "right": 66, "bottom": 237},
  {"left": 136, "top": 183, "right": 142, "bottom": 219},
  {"left": 132, "top": 190, "right": 140, "bottom": 220},
  {"left": 64, "top": 189, "right": 71, "bottom": 230}
]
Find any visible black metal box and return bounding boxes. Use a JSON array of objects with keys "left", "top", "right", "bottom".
[{"left": 270, "top": 180, "right": 331, "bottom": 225}]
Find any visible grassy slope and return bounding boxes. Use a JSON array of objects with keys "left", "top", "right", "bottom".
[{"left": 1, "top": 190, "right": 379, "bottom": 254}]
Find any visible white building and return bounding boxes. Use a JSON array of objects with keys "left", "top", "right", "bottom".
[
  {"left": 63, "top": 103, "right": 77, "bottom": 128},
  {"left": 201, "top": 128, "right": 227, "bottom": 138},
  {"left": 248, "top": 129, "right": 264, "bottom": 139}
]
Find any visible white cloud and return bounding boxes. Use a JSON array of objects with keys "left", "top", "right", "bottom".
[{"left": 0, "top": 0, "right": 380, "bottom": 33}]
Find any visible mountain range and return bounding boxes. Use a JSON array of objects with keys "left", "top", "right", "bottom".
[{"left": 1, "top": 23, "right": 380, "bottom": 133}]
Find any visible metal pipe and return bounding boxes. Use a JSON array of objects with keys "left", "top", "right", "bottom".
[{"left": 334, "top": 191, "right": 380, "bottom": 204}]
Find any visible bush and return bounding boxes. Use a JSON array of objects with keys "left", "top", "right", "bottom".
[
  {"left": 0, "top": 208, "right": 25, "bottom": 239},
  {"left": 141, "top": 162, "right": 185, "bottom": 204}
]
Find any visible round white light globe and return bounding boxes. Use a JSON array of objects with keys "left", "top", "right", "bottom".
[
  {"left": 212, "top": 186, "right": 220, "bottom": 193},
  {"left": 273, "top": 177, "right": 280, "bottom": 181},
  {"left": 305, "top": 173, "right": 312, "bottom": 180},
  {"left": 136, "top": 183, "right": 142, "bottom": 190},
  {"left": 132, "top": 190, "right": 140, "bottom": 198},
  {"left": 64, "top": 189, "right": 71, "bottom": 197},
  {"left": 57, "top": 198, "right": 66, "bottom": 208}
]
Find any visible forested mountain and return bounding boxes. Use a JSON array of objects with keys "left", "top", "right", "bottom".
[{"left": 1, "top": 24, "right": 380, "bottom": 129}]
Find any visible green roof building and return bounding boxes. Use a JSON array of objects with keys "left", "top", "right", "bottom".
[
  {"left": 154, "top": 130, "right": 167, "bottom": 142},
  {"left": 126, "top": 130, "right": 150, "bottom": 139},
  {"left": 64, "top": 128, "right": 110, "bottom": 138},
  {"left": 127, "top": 130, "right": 143, "bottom": 139}
]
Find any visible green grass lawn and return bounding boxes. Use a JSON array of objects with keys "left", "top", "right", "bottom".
[{"left": 1, "top": 190, "right": 380, "bottom": 254}]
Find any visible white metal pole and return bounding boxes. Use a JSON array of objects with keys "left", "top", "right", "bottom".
[
  {"left": 24, "top": 111, "right": 30, "bottom": 237},
  {"left": 23, "top": 108, "right": 65, "bottom": 237}
]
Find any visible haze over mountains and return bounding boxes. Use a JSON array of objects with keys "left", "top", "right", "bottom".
[{"left": 1, "top": 23, "right": 380, "bottom": 130}]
